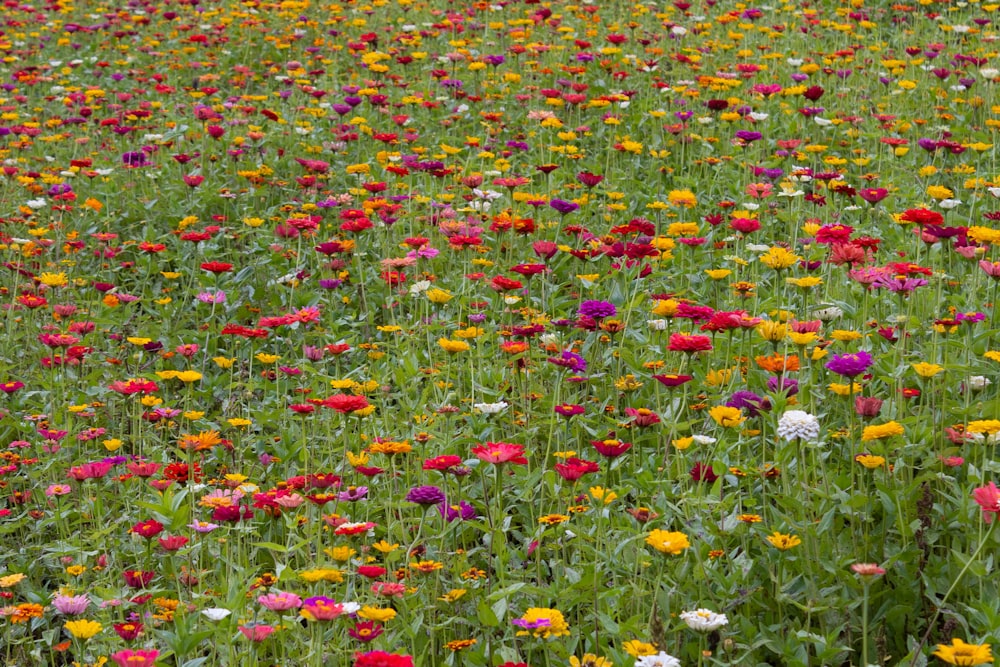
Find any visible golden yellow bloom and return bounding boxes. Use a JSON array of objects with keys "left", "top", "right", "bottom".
[
  {"left": 425, "top": 288, "right": 453, "bottom": 304},
  {"left": 65, "top": 565, "right": 86, "bottom": 576},
  {"left": 358, "top": 606, "right": 397, "bottom": 622},
  {"left": 126, "top": 337, "right": 151, "bottom": 346},
  {"left": 705, "top": 269, "right": 732, "bottom": 280},
  {"left": 615, "top": 375, "right": 643, "bottom": 392},
  {"left": 757, "top": 320, "right": 787, "bottom": 342},
  {"left": 175, "top": 370, "right": 202, "bottom": 383},
  {"left": 255, "top": 353, "right": 280, "bottom": 364},
  {"left": 369, "top": 440, "right": 411, "bottom": 455},
  {"left": 855, "top": 454, "right": 886, "bottom": 469},
  {"left": 453, "top": 326, "right": 484, "bottom": 339},
  {"left": 766, "top": 531, "right": 802, "bottom": 550},
  {"left": 704, "top": 367, "right": 735, "bottom": 387},
  {"left": 0, "top": 573, "right": 26, "bottom": 588},
  {"left": 409, "top": 560, "right": 443, "bottom": 573},
  {"left": 64, "top": 619, "right": 103, "bottom": 640},
  {"left": 446, "top": 639, "right": 477, "bottom": 651},
  {"left": 708, "top": 405, "right": 746, "bottom": 428},
  {"left": 623, "top": 640, "right": 658, "bottom": 657},
  {"left": 933, "top": 638, "right": 993, "bottom": 666},
  {"left": 830, "top": 329, "right": 862, "bottom": 342},
  {"left": 667, "top": 189, "right": 698, "bottom": 208},
  {"left": 672, "top": 437, "right": 694, "bottom": 450},
  {"left": 912, "top": 362, "right": 944, "bottom": 378},
  {"left": 967, "top": 420, "right": 1000, "bottom": 435},
  {"left": 324, "top": 546, "right": 356, "bottom": 562},
  {"left": 985, "top": 350, "right": 1000, "bottom": 363},
  {"left": 438, "top": 338, "right": 470, "bottom": 354},
  {"left": 299, "top": 568, "right": 344, "bottom": 583},
  {"left": 371, "top": 540, "right": 399, "bottom": 554},
  {"left": 37, "top": 272, "right": 68, "bottom": 287},
  {"left": 438, "top": 588, "right": 467, "bottom": 603},
  {"left": 861, "top": 421, "right": 904, "bottom": 441},
  {"left": 212, "top": 356, "right": 236, "bottom": 369},
  {"left": 926, "top": 185, "right": 955, "bottom": 200},
  {"left": 570, "top": 655, "right": 612, "bottom": 667},
  {"left": 759, "top": 246, "right": 801, "bottom": 270},
  {"left": 786, "top": 276, "right": 823, "bottom": 289},
  {"left": 645, "top": 529, "right": 691, "bottom": 555},
  {"left": 788, "top": 332, "right": 817, "bottom": 346},
  {"left": 828, "top": 382, "right": 863, "bottom": 396},
  {"left": 539, "top": 514, "right": 571, "bottom": 525},
  {"left": 651, "top": 298, "right": 679, "bottom": 316},
  {"left": 589, "top": 486, "right": 617, "bottom": 504},
  {"left": 514, "top": 608, "right": 571, "bottom": 638}
]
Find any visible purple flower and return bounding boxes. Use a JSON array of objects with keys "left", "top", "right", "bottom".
[
  {"left": 405, "top": 485, "right": 446, "bottom": 506},
  {"left": 121, "top": 151, "right": 151, "bottom": 167},
  {"left": 578, "top": 300, "right": 616, "bottom": 319},
  {"left": 439, "top": 500, "right": 479, "bottom": 522},
  {"left": 734, "top": 130, "right": 762, "bottom": 144},
  {"left": 825, "top": 351, "right": 874, "bottom": 378},
  {"left": 512, "top": 618, "right": 551, "bottom": 630},
  {"left": 726, "top": 390, "right": 769, "bottom": 418},
  {"left": 767, "top": 376, "right": 799, "bottom": 397},
  {"left": 549, "top": 199, "right": 579, "bottom": 216},
  {"left": 547, "top": 350, "right": 587, "bottom": 373},
  {"left": 52, "top": 594, "right": 90, "bottom": 615},
  {"left": 337, "top": 486, "right": 369, "bottom": 502}
]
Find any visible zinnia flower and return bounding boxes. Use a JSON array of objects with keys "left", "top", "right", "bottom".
[
  {"left": 680, "top": 608, "right": 729, "bottom": 632},
  {"left": 972, "top": 482, "right": 1000, "bottom": 522},
  {"left": 825, "top": 351, "right": 874, "bottom": 378},
  {"left": 645, "top": 529, "right": 691, "bottom": 555},
  {"left": 513, "top": 608, "right": 571, "bottom": 638},
  {"left": 776, "top": 410, "right": 820, "bottom": 442},
  {"left": 634, "top": 652, "right": 682, "bottom": 667}
]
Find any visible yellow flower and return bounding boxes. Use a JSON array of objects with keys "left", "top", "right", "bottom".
[
  {"left": 103, "top": 438, "right": 123, "bottom": 452},
  {"left": 438, "top": 338, "right": 470, "bottom": 354},
  {"left": 672, "top": 437, "right": 693, "bottom": 450},
  {"left": 514, "top": 608, "right": 571, "bottom": 638},
  {"left": 589, "top": 486, "right": 617, "bottom": 504},
  {"left": 66, "top": 565, "right": 86, "bottom": 576},
  {"left": 967, "top": 420, "right": 1000, "bottom": 435},
  {"left": 933, "top": 638, "right": 993, "bottom": 666},
  {"left": 324, "top": 546, "right": 356, "bottom": 562},
  {"left": 766, "top": 531, "right": 801, "bottom": 550},
  {"left": 861, "top": 421, "right": 904, "bottom": 441},
  {"left": 645, "top": 529, "right": 691, "bottom": 555},
  {"left": 667, "top": 189, "right": 698, "bottom": 208},
  {"left": 453, "top": 327, "right": 484, "bottom": 339},
  {"left": 786, "top": 276, "right": 823, "bottom": 289},
  {"left": 828, "top": 382, "right": 863, "bottom": 396},
  {"left": 759, "top": 246, "right": 801, "bottom": 270},
  {"left": 227, "top": 418, "right": 252, "bottom": 428},
  {"left": 358, "top": 606, "right": 397, "bottom": 622},
  {"left": 539, "top": 514, "right": 571, "bottom": 525},
  {"left": 212, "top": 357, "right": 235, "bottom": 369},
  {"left": 255, "top": 353, "right": 280, "bottom": 364},
  {"left": 64, "top": 619, "right": 103, "bottom": 639},
  {"left": 912, "top": 362, "right": 944, "bottom": 378},
  {"left": 984, "top": 350, "right": 1000, "bottom": 363},
  {"left": 0, "top": 573, "right": 26, "bottom": 587},
  {"left": 615, "top": 375, "right": 643, "bottom": 391},
  {"left": 788, "top": 332, "right": 817, "bottom": 346},
  {"left": 926, "top": 185, "right": 955, "bottom": 200},
  {"left": 708, "top": 405, "right": 746, "bottom": 428},
  {"left": 830, "top": 329, "right": 862, "bottom": 342},
  {"left": 37, "top": 272, "right": 68, "bottom": 287},
  {"left": 371, "top": 540, "right": 399, "bottom": 554},
  {"left": 176, "top": 370, "right": 203, "bottom": 383},
  {"left": 425, "top": 288, "right": 453, "bottom": 304},
  {"left": 756, "top": 320, "right": 787, "bottom": 342},
  {"left": 704, "top": 367, "right": 734, "bottom": 387},
  {"left": 705, "top": 269, "right": 732, "bottom": 280},
  {"left": 438, "top": 588, "right": 467, "bottom": 603},
  {"left": 570, "top": 655, "right": 612, "bottom": 667},
  {"left": 446, "top": 639, "right": 477, "bottom": 651},
  {"left": 623, "top": 640, "right": 658, "bottom": 657},
  {"left": 126, "top": 337, "right": 151, "bottom": 346},
  {"left": 855, "top": 454, "right": 886, "bottom": 469},
  {"left": 299, "top": 568, "right": 344, "bottom": 583}
]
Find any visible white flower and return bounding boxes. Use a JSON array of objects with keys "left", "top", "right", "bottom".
[
  {"left": 813, "top": 306, "right": 843, "bottom": 321},
  {"left": 968, "top": 376, "right": 991, "bottom": 392},
  {"left": 409, "top": 280, "right": 431, "bottom": 296},
  {"left": 980, "top": 68, "right": 999, "bottom": 80},
  {"left": 813, "top": 117, "right": 833, "bottom": 127},
  {"left": 749, "top": 112, "right": 769, "bottom": 121},
  {"left": 938, "top": 199, "right": 962, "bottom": 210},
  {"left": 341, "top": 601, "right": 361, "bottom": 614},
  {"left": 691, "top": 435, "right": 717, "bottom": 446},
  {"left": 787, "top": 58, "right": 803, "bottom": 66},
  {"left": 777, "top": 410, "right": 820, "bottom": 442},
  {"left": 745, "top": 243, "right": 771, "bottom": 253},
  {"left": 647, "top": 319, "right": 669, "bottom": 331},
  {"left": 473, "top": 401, "right": 508, "bottom": 415},
  {"left": 635, "top": 652, "right": 681, "bottom": 667},
  {"left": 988, "top": 187, "right": 1000, "bottom": 198},
  {"left": 680, "top": 608, "right": 729, "bottom": 632},
  {"left": 202, "top": 608, "right": 231, "bottom": 621},
  {"left": 671, "top": 26, "right": 687, "bottom": 36},
  {"left": 25, "top": 198, "right": 47, "bottom": 209}
]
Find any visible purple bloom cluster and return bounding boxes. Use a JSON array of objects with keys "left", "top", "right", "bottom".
[
  {"left": 578, "top": 300, "right": 616, "bottom": 319},
  {"left": 825, "top": 351, "right": 874, "bottom": 378},
  {"left": 405, "top": 485, "right": 446, "bottom": 506}
]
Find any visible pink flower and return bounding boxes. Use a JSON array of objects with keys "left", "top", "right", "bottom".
[
  {"left": 257, "top": 591, "right": 302, "bottom": 611},
  {"left": 972, "top": 482, "right": 1000, "bottom": 522},
  {"left": 111, "top": 649, "right": 159, "bottom": 667},
  {"left": 239, "top": 624, "right": 276, "bottom": 642}
]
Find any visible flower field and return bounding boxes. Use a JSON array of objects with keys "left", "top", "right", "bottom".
[{"left": 3, "top": 0, "right": 1000, "bottom": 665}]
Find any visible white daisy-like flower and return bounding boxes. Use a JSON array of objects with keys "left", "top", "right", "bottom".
[
  {"left": 635, "top": 652, "right": 681, "bottom": 667},
  {"left": 938, "top": 199, "right": 962, "bottom": 210},
  {"left": 777, "top": 410, "right": 820, "bottom": 442},
  {"left": 813, "top": 306, "right": 843, "bottom": 321},
  {"left": 968, "top": 376, "right": 991, "bottom": 392},
  {"left": 473, "top": 401, "right": 508, "bottom": 415},
  {"left": 680, "top": 608, "right": 729, "bottom": 632},
  {"left": 202, "top": 608, "right": 231, "bottom": 621},
  {"left": 647, "top": 319, "right": 669, "bottom": 331}
]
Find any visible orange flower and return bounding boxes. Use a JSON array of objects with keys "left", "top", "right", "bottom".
[
  {"left": 9, "top": 603, "right": 44, "bottom": 623},
  {"left": 754, "top": 353, "right": 800, "bottom": 373}
]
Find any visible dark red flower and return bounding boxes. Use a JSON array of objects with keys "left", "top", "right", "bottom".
[
  {"left": 553, "top": 457, "right": 600, "bottom": 481},
  {"left": 130, "top": 519, "right": 164, "bottom": 540}
]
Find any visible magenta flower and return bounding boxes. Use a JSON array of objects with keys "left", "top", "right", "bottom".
[
  {"left": 239, "top": 624, "right": 276, "bottom": 642},
  {"left": 300, "top": 596, "right": 346, "bottom": 622},
  {"left": 52, "top": 594, "right": 90, "bottom": 615},
  {"left": 257, "top": 591, "right": 302, "bottom": 612},
  {"left": 825, "top": 351, "right": 874, "bottom": 378},
  {"left": 972, "top": 482, "right": 1000, "bottom": 522},
  {"left": 111, "top": 650, "right": 159, "bottom": 667}
]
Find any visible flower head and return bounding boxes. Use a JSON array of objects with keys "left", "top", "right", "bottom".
[
  {"left": 776, "top": 410, "right": 820, "bottom": 442},
  {"left": 680, "top": 608, "right": 729, "bottom": 632},
  {"left": 932, "top": 638, "right": 993, "bottom": 666},
  {"left": 645, "top": 529, "right": 691, "bottom": 555}
]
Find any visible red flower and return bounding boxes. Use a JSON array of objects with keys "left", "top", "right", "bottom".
[
  {"left": 489, "top": 275, "right": 523, "bottom": 292},
  {"left": 667, "top": 333, "right": 713, "bottom": 354},
  {"left": 973, "top": 482, "right": 1000, "bottom": 522},
  {"left": 653, "top": 374, "right": 693, "bottom": 388},
  {"left": 354, "top": 651, "right": 414, "bottom": 667},
  {"left": 591, "top": 438, "right": 632, "bottom": 458},
  {"left": 201, "top": 261, "right": 233, "bottom": 274},
  {"left": 323, "top": 394, "right": 371, "bottom": 413},
  {"left": 0, "top": 381, "right": 24, "bottom": 393},
  {"left": 113, "top": 621, "right": 144, "bottom": 641},
  {"left": 348, "top": 621, "right": 385, "bottom": 643},
  {"left": 899, "top": 208, "right": 943, "bottom": 226},
  {"left": 123, "top": 570, "right": 155, "bottom": 588},
  {"left": 422, "top": 455, "right": 463, "bottom": 472},
  {"left": 690, "top": 462, "right": 718, "bottom": 483},
  {"left": 158, "top": 535, "right": 189, "bottom": 551},
  {"left": 553, "top": 457, "right": 600, "bottom": 481},
  {"left": 131, "top": 519, "right": 164, "bottom": 540},
  {"left": 357, "top": 565, "right": 387, "bottom": 579},
  {"left": 471, "top": 442, "right": 528, "bottom": 465},
  {"left": 858, "top": 187, "right": 888, "bottom": 204}
]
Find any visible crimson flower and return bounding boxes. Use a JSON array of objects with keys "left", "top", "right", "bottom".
[
  {"left": 554, "top": 457, "right": 600, "bottom": 481},
  {"left": 423, "top": 455, "right": 463, "bottom": 472},
  {"left": 131, "top": 519, "right": 164, "bottom": 540},
  {"left": 158, "top": 535, "right": 189, "bottom": 551},
  {"left": 354, "top": 651, "right": 413, "bottom": 667},
  {"left": 471, "top": 442, "right": 528, "bottom": 465},
  {"left": 667, "top": 333, "right": 713, "bottom": 353},
  {"left": 972, "top": 482, "right": 1000, "bottom": 522},
  {"left": 349, "top": 621, "right": 385, "bottom": 643},
  {"left": 323, "top": 394, "right": 371, "bottom": 413},
  {"left": 200, "top": 261, "right": 233, "bottom": 274},
  {"left": 591, "top": 438, "right": 632, "bottom": 458}
]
